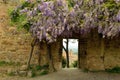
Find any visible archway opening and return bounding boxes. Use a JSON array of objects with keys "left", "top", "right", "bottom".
[{"left": 62, "top": 39, "right": 78, "bottom": 68}]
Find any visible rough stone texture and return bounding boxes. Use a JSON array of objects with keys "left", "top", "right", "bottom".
[
  {"left": 18, "top": 71, "right": 27, "bottom": 77},
  {"left": 37, "top": 33, "right": 120, "bottom": 71},
  {"left": 0, "top": 29, "right": 33, "bottom": 64},
  {"left": 0, "top": 2, "right": 37, "bottom": 66},
  {"left": 27, "top": 70, "right": 33, "bottom": 77},
  {"left": 79, "top": 38, "right": 87, "bottom": 69},
  {"left": 51, "top": 41, "right": 62, "bottom": 71},
  {"left": 7, "top": 68, "right": 18, "bottom": 76},
  {"left": 104, "top": 37, "right": 120, "bottom": 69},
  {"left": 86, "top": 31, "right": 105, "bottom": 71},
  {"left": 38, "top": 41, "right": 62, "bottom": 71},
  {"left": 85, "top": 30, "right": 120, "bottom": 71},
  {"left": 38, "top": 43, "right": 48, "bottom": 66},
  {"left": 19, "top": 65, "right": 27, "bottom": 71}
]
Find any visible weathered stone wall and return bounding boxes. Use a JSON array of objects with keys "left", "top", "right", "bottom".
[
  {"left": 86, "top": 33, "right": 105, "bottom": 71},
  {"left": 85, "top": 31, "right": 120, "bottom": 71},
  {"left": 0, "top": 2, "right": 35, "bottom": 65},
  {"left": 38, "top": 43, "right": 48, "bottom": 66},
  {"left": 35, "top": 32, "right": 120, "bottom": 71},
  {"left": 0, "top": 2, "right": 41, "bottom": 66},
  {"left": 38, "top": 41, "right": 62, "bottom": 71},
  {"left": 104, "top": 37, "right": 120, "bottom": 69},
  {"left": 51, "top": 41, "right": 62, "bottom": 70},
  {"left": 79, "top": 38, "right": 87, "bottom": 69},
  {"left": 0, "top": 27, "right": 34, "bottom": 64}
]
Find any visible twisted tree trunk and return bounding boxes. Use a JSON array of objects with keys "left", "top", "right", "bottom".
[
  {"left": 66, "top": 39, "right": 69, "bottom": 68},
  {"left": 27, "top": 38, "right": 37, "bottom": 70},
  {"left": 47, "top": 44, "right": 56, "bottom": 72},
  {"left": 62, "top": 39, "right": 69, "bottom": 68}
]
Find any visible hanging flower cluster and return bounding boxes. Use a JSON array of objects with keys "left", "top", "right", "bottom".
[
  {"left": 72, "top": 0, "right": 120, "bottom": 37},
  {"left": 14, "top": 0, "right": 120, "bottom": 43}
]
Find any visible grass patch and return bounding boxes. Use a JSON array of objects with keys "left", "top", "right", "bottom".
[
  {"left": 39, "top": 70, "right": 48, "bottom": 76},
  {"left": 71, "top": 60, "right": 78, "bottom": 68},
  {"left": 82, "top": 69, "right": 103, "bottom": 73},
  {"left": 31, "top": 70, "right": 36, "bottom": 77},
  {"left": 36, "top": 65, "right": 42, "bottom": 70},
  {"left": 82, "top": 67, "right": 120, "bottom": 73},
  {"left": 62, "top": 57, "right": 66, "bottom": 68},
  {"left": 8, "top": 72, "right": 15, "bottom": 76},
  {"left": 28, "top": 64, "right": 49, "bottom": 77},
  {"left": 106, "top": 67, "right": 120, "bottom": 73},
  {"left": 35, "top": 64, "right": 49, "bottom": 71},
  {"left": 0, "top": 61, "right": 7, "bottom": 66},
  {"left": 28, "top": 64, "right": 49, "bottom": 71},
  {"left": 0, "top": 61, "right": 20, "bottom": 66},
  {"left": 82, "top": 68, "right": 89, "bottom": 73}
]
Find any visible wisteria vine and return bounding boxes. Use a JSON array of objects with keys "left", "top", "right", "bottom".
[{"left": 12, "top": 0, "right": 120, "bottom": 43}]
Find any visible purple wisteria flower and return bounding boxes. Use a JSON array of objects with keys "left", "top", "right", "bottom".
[
  {"left": 25, "top": 0, "right": 31, "bottom": 3},
  {"left": 17, "top": 0, "right": 120, "bottom": 43},
  {"left": 20, "top": 8, "right": 28, "bottom": 14},
  {"left": 69, "top": 9, "right": 76, "bottom": 17},
  {"left": 116, "top": 10, "right": 120, "bottom": 22},
  {"left": 56, "top": 0, "right": 63, "bottom": 6},
  {"left": 114, "top": 0, "right": 120, "bottom": 3}
]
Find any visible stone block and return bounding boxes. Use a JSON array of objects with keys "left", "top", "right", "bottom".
[{"left": 18, "top": 71, "right": 27, "bottom": 77}]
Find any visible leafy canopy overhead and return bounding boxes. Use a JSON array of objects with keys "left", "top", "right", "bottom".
[{"left": 12, "top": 0, "right": 120, "bottom": 43}]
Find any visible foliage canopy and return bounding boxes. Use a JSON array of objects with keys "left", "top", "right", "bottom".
[{"left": 11, "top": 0, "right": 120, "bottom": 43}]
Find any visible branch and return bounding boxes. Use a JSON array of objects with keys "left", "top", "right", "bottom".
[
  {"left": 27, "top": 38, "right": 37, "bottom": 70},
  {"left": 62, "top": 45, "right": 67, "bottom": 53}
]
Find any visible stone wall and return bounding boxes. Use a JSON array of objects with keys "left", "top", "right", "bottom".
[
  {"left": 51, "top": 41, "right": 62, "bottom": 71},
  {"left": 86, "top": 33, "right": 105, "bottom": 71},
  {"left": 0, "top": 27, "right": 34, "bottom": 64},
  {"left": 38, "top": 43, "right": 48, "bottom": 66},
  {"left": 38, "top": 41, "right": 62, "bottom": 71},
  {"left": 104, "top": 37, "right": 120, "bottom": 69},
  {"left": 0, "top": 1, "right": 41, "bottom": 66},
  {"left": 37, "top": 32, "right": 120, "bottom": 71},
  {"left": 34, "top": 32, "right": 120, "bottom": 71},
  {"left": 85, "top": 31, "right": 120, "bottom": 71}
]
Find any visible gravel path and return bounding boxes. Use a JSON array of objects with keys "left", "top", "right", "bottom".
[{"left": 0, "top": 68, "right": 120, "bottom": 80}]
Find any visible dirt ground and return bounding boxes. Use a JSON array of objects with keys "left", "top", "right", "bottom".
[{"left": 0, "top": 68, "right": 120, "bottom": 80}]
